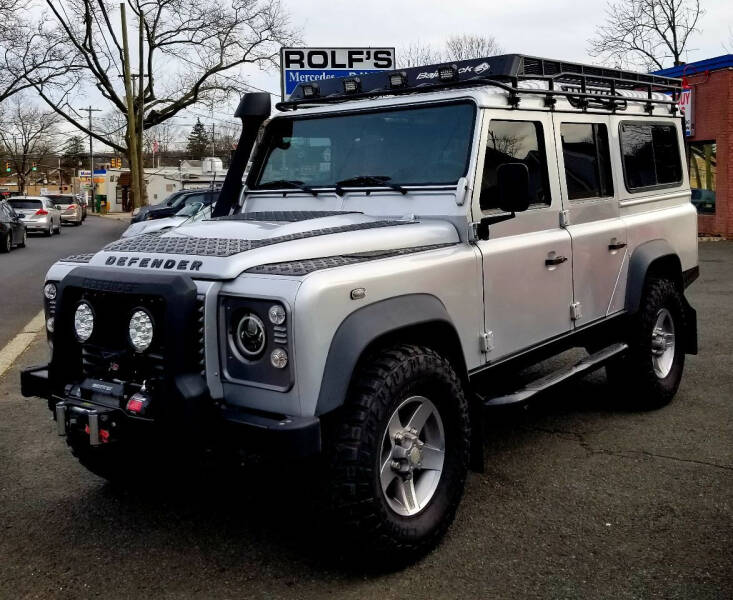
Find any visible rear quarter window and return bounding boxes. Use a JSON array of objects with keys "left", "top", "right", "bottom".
[{"left": 619, "top": 122, "right": 682, "bottom": 192}]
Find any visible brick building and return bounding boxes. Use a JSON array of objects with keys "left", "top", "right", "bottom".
[{"left": 655, "top": 55, "right": 733, "bottom": 238}]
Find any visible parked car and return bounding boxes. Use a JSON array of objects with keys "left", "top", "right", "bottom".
[
  {"left": 8, "top": 196, "right": 61, "bottom": 236},
  {"left": 44, "top": 194, "right": 83, "bottom": 226},
  {"left": 0, "top": 199, "right": 27, "bottom": 252},
  {"left": 130, "top": 189, "right": 218, "bottom": 223},
  {"left": 122, "top": 202, "right": 211, "bottom": 238}
]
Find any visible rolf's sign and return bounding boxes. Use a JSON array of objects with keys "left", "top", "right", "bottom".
[{"left": 280, "top": 47, "right": 395, "bottom": 100}]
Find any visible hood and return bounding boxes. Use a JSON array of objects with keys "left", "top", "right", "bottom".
[
  {"left": 122, "top": 215, "right": 188, "bottom": 238},
  {"left": 77, "top": 212, "right": 460, "bottom": 279}
]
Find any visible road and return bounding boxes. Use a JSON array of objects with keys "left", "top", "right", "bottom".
[
  {"left": 0, "top": 241, "right": 731, "bottom": 599},
  {"left": 0, "top": 216, "right": 128, "bottom": 349}
]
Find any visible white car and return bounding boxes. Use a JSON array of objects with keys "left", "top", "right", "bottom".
[{"left": 121, "top": 202, "right": 211, "bottom": 238}]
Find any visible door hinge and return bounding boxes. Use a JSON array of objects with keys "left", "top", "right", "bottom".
[
  {"left": 559, "top": 210, "right": 570, "bottom": 227},
  {"left": 570, "top": 302, "right": 583, "bottom": 321},
  {"left": 479, "top": 331, "right": 494, "bottom": 353}
]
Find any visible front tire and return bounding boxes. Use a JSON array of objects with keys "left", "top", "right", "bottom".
[
  {"left": 607, "top": 278, "right": 686, "bottom": 409},
  {"left": 328, "top": 344, "right": 470, "bottom": 563},
  {"left": 1, "top": 233, "right": 11, "bottom": 253}
]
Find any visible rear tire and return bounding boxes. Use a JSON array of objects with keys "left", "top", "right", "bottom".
[
  {"left": 18, "top": 229, "right": 26, "bottom": 248},
  {"left": 55, "top": 222, "right": 61, "bottom": 234},
  {"left": 327, "top": 344, "right": 471, "bottom": 565},
  {"left": 606, "top": 278, "right": 686, "bottom": 409},
  {"left": 1, "top": 233, "right": 11, "bottom": 253},
  {"left": 44, "top": 224, "right": 52, "bottom": 237}
]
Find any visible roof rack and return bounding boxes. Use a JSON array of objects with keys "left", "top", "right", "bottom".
[{"left": 277, "top": 54, "right": 682, "bottom": 115}]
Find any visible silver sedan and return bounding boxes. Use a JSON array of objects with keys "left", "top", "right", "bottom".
[{"left": 7, "top": 196, "right": 62, "bottom": 236}]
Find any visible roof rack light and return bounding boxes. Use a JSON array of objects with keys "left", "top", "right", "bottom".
[
  {"left": 301, "top": 82, "right": 320, "bottom": 99},
  {"left": 343, "top": 77, "right": 361, "bottom": 94},
  {"left": 438, "top": 64, "right": 458, "bottom": 82},
  {"left": 388, "top": 70, "right": 408, "bottom": 89}
]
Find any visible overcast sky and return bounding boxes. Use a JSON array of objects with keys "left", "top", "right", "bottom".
[{"left": 244, "top": 0, "right": 733, "bottom": 99}]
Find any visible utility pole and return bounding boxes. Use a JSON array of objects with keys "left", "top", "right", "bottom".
[
  {"left": 137, "top": 5, "right": 147, "bottom": 205},
  {"left": 80, "top": 106, "right": 101, "bottom": 209},
  {"left": 120, "top": 2, "right": 141, "bottom": 210}
]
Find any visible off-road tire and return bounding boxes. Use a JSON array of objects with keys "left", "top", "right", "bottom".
[
  {"left": 327, "top": 344, "right": 471, "bottom": 564},
  {"left": 1, "top": 233, "right": 11, "bottom": 253},
  {"left": 607, "top": 278, "right": 686, "bottom": 409}
]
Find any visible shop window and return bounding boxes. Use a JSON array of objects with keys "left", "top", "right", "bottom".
[
  {"left": 688, "top": 141, "right": 716, "bottom": 214},
  {"left": 560, "top": 123, "right": 614, "bottom": 200}
]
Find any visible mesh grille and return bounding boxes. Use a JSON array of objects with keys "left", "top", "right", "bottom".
[
  {"left": 103, "top": 220, "right": 416, "bottom": 258},
  {"left": 246, "top": 244, "right": 456, "bottom": 276},
  {"left": 62, "top": 253, "right": 95, "bottom": 263}
]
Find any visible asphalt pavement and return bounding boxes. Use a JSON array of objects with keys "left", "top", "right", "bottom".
[
  {"left": 0, "top": 215, "right": 128, "bottom": 349},
  {"left": 0, "top": 241, "right": 731, "bottom": 599}
]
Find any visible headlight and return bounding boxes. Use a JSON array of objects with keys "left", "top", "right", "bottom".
[
  {"left": 129, "top": 309, "right": 154, "bottom": 352},
  {"left": 44, "top": 282, "right": 57, "bottom": 300},
  {"left": 234, "top": 313, "right": 266, "bottom": 359},
  {"left": 74, "top": 302, "right": 94, "bottom": 342}
]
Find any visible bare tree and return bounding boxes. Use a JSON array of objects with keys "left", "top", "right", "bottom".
[
  {"left": 445, "top": 34, "right": 502, "bottom": 61},
  {"left": 0, "top": 96, "right": 59, "bottom": 194},
  {"left": 28, "top": 0, "right": 297, "bottom": 206},
  {"left": 397, "top": 35, "right": 502, "bottom": 69},
  {"left": 397, "top": 41, "right": 444, "bottom": 68},
  {"left": 0, "top": 2, "right": 79, "bottom": 104},
  {"left": 589, "top": 0, "right": 703, "bottom": 70}
]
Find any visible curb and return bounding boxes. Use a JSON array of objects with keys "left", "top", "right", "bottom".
[{"left": 89, "top": 212, "right": 132, "bottom": 222}]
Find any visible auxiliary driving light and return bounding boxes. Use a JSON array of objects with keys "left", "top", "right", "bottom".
[
  {"left": 129, "top": 309, "right": 154, "bottom": 352},
  {"left": 388, "top": 71, "right": 408, "bottom": 88},
  {"left": 44, "top": 282, "right": 57, "bottom": 300},
  {"left": 74, "top": 302, "right": 94, "bottom": 342},
  {"left": 268, "top": 304, "right": 286, "bottom": 325},
  {"left": 301, "top": 83, "right": 319, "bottom": 98},
  {"left": 270, "top": 348, "right": 288, "bottom": 369},
  {"left": 343, "top": 77, "right": 361, "bottom": 94},
  {"left": 438, "top": 64, "right": 458, "bottom": 82},
  {"left": 46, "top": 317, "right": 54, "bottom": 333}
]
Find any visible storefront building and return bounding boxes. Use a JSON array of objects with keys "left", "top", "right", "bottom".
[{"left": 655, "top": 55, "right": 733, "bottom": 237}]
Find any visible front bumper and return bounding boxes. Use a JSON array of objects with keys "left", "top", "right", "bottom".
[{"left": 20, "top": 365, "right": 321, "bottom": 457}]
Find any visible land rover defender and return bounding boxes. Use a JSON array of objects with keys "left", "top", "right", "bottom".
[{"left": 22, "top": 54, "right": 698, "bottom": 560}]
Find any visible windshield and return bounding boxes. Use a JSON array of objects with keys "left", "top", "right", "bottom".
[
  {"left": 252, "top": 102, "right": 475, "bottom": 189},
  {"left": 175, "top": 202, "right": 203, "bottom": 217}
]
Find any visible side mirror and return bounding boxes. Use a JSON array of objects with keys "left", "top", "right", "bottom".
[
  {"left": 496, "top": 162, "right": 531, "bottom": 213},
  {"left": 55, "top": 204, "right": 62, "bottom": 210}
]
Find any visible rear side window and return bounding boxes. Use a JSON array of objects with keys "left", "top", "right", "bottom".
[
  {"left": 560, "top": 123, "right": 614, "bottom": 200},
  {"left": 480, "top": 120, "right": 551, "bottom": 210},
  {"left": 9, "top": 199, "right": 42, "bottom": 209},
  {"left": 620, "top": 123, "right": 682, "bottom": 191}
]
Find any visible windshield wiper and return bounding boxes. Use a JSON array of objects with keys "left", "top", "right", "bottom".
[
  {"left": 335, "top": 175, "right": 407, "bottom": 195},
  {"left": 257, "top": 179, "right": 318, "bottom": 196}
]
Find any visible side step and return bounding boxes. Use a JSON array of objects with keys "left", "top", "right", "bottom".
[{"left": 482, "top": 343, "right": 628, "bottom": 407}]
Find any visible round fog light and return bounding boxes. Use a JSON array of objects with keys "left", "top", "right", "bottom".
[
  {"left": 44, "top": 282, "right": 57, "bottom": 300},
  {"left": 46, "top": 317, "right": 54, "bottom": 333},
  {"left": 270, "top": 348, "right": 288, "bottom": 369},
  {"left": 129, "top": 309, "right": 154, "bottom": 352},
  {"left": 268, "top": 304, "right": 286, "bottom": 325},
  {"left": 74, "top": 302, "right": 94, "bottom": 342}
]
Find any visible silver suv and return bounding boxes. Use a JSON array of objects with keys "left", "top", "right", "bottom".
[
  {"left": 8, "top": 196, "right": 62, "bottom": 236},
  {"left": 22, "top": 54, "right": 698, "bottom": 563}
]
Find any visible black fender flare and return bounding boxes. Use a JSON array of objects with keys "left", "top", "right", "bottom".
[
  {"left": 315, "top": 294, "right": 465, "bottom": 416},
  {"left": 624, "top": 239, "right": 697, "bottom": 354},
  {"left": 625, "top": 239, "right": 681, "bottom": 314}
]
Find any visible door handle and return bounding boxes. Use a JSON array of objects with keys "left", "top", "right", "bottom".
[
  {"left": 545, "top": 255, "right": 568, "bottom": 266},
  {"left": 608, "top": 241, "right": 627, "bottom": 251}
]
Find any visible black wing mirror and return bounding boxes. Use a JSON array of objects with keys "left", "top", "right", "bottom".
[{"left": 496, "top": 162, "right": 531, "bottom": 213}]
